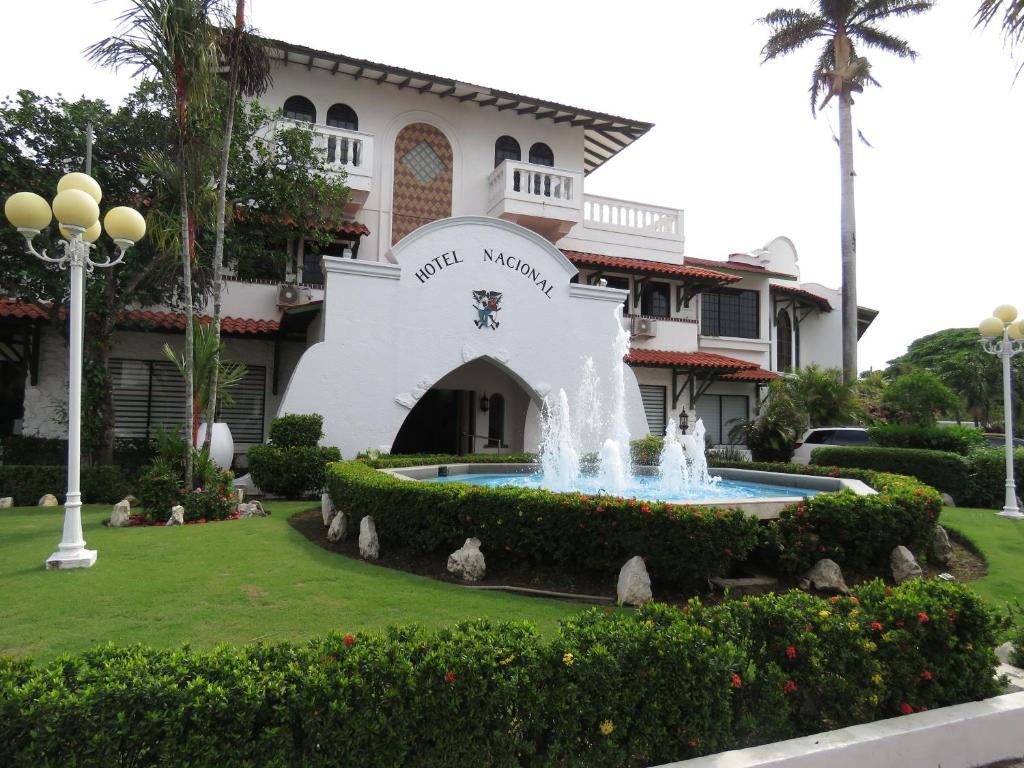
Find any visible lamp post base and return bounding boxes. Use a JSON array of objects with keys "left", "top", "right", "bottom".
[
  {"left": 45, "top": 548, "right": 97, "bottom": 570},
  {"left": 997, "top": 508, "right": 1024, "bottom": 520}
]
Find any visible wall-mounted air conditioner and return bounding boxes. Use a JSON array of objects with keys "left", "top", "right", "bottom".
[
  {"left": 631, "top": 316, "right": 658, "bottom": 338},
  {"left": 276, "top": 283, "right": 308, "bottom": 307}
]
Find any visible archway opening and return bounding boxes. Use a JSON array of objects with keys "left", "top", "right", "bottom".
[{"left": 391, "top": 358, "right": 535, "bottom": 455}]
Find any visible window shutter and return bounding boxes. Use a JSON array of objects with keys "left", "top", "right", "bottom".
[
  {"left": 695, "top": 396, "right": 722, "bottom": 444},
  {"left": 217, "top": 366, "right": 266, "bottom": 444},
  {"left": 638, "top": 385, "right": 666, "bottom": 437}
]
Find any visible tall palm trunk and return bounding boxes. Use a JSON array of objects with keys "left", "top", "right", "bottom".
[
  {"left": 838, "top": 91, "right": 858, "bottom": 384},
  {"left": 176, "top": 60, "right": 195, "bottom": 489}
]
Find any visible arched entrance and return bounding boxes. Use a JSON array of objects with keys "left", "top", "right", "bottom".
[{"left": 391, "top": 357, "right": 536, "bottom": 455}]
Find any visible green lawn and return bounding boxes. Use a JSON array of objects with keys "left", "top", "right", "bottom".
[
  {"left": 0, "top": 503, "right": 585, "bottom": 661},
  {"left": 940, "top": 506, "right": 1024, "bottom": 611}
]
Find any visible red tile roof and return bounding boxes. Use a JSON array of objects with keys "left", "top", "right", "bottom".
[
  {"left": 720, "top": 368, "right": 781, "bottom": 382},
  {"left": 233, "top": 207, "right": 369, "bottom": 236},
  {"left": 564, "top": 251, "right": 739, "bottom": 282},
  {"left": 685, "top": 256, "right": 797, "bottom": 279},
  {"left": 770, "top": 284, "right": 832, "bottom": 311},
  {"left": 0, "top": 299, "right": 49, "bottom": 320},
  {"left": 626, "top": 348, "right": 759, "bottom": 370}
]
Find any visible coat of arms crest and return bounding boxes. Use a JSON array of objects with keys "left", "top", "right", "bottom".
[{"left": 472, "top": 290, "right": 502, "bottom": 330}]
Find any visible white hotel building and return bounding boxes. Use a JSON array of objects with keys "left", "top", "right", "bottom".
[{"left": 0, "top": 38, "right": 875, "bottom": 462}]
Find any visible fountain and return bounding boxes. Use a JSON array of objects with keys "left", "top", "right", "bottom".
[
  {"left": 597, "top": 308, "right": 633, "bottom": 495},
  {"left": 657, "top": 418, "right": 690, "bottom": 496},
  {"left": 538, "top": 389, "right": 580, "bottom": 492}
]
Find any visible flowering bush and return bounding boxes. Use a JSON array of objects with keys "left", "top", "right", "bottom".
[
  {"left": 0, "top": 580, "right": 1002, "bottom": 767},
  {"left": 180, "top": 471, "right": 237, "bottom": 522}
]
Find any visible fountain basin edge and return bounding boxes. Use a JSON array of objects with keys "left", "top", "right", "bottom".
[{"left": 381, "top": 464, "right": 876, "bottom": 521}]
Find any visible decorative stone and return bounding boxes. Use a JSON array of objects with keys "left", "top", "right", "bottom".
[
  {"left": 166, "top": 505, "right": 185, "bottom": 526},
  {"left": 321, "top": 492, "right": 335, "bottom": 526},
  {"left": 327, "top": 512, "right": 347, "bottom": 543},
  {"left": 239, "top": 500, "right": 268, "bottom": 518},
  {"left": 940, "top": 492, "right": 956, "bottom": 507},
  {"left": 236, "top": 488, "right": 244, "bottom": 504},
  {"left": 109, "top": 500, "right": 131, "bottom": 528},
  {"left": 616, "top": 555, "right": 653, "bottom": 606},
  {"left": 358, "top": 515, "right": 379, "bottom": 560},
  {"left": 798, "top": 558, "right": 849, "bottom": 594},
  {"left": 447, "top": 537, "right": 486, "bottom": 582},
  {"left": 891, "top": 545, "right": 923, "bottom": 584},
  {"left": 0, "top": 497, "right": 13, "bottom": 508},
  {"left": 930, "top": 525, "right": 953, "bottom": 566},
  {"left": 38, "top": 494, "right": 59, "bottom": 507}
]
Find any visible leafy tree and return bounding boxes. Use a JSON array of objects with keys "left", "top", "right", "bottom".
[
  {"left": 854, "top": 369, "right": 889, "bottom": 423},
  {"left": 882, "top": 370, "right": 959, "bottom": 426},
  {"left": 778, "top": 364, "right": 862, "bottom": 427},
  {"left": 759, "top": 0, "right": 935, "bottom": 383}
]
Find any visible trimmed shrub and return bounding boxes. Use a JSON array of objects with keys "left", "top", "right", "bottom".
[
  {"left": 0, "top": 465, "right": 130, "bottom": 507},
  {"left": 249, "top": 445, "right": 341, "bottom": 499},
  {"left": 868, "top": 424, "right": 985, "bottom": 455},
  {"left": 961, "top": 447, "right": 1024, "bottom": 509},
  {"left": 630, "top": 435, "right": 663, "bottom": 466},
  {"left": 269, "top": 413, "right": 324, "bottom": 447},
  {"left": 0, "top": 581, "right": 1001, "bottom": 767},
  {"left": 136, "top": 459, "right": 182, "bottom": 518},
  {"left": 0, "top": 435, "right": 65, "bottom": 465},
  {"left": 326, "top": 461, "right": 761, "bottom": 592},
  {"left": 357, "top": 452, "right": 535, "bottom": 469},
  {"left": 810, "top": 446, "right": 969, "bottom": 503}
]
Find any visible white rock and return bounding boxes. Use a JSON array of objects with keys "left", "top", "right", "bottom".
[
  {"left": 109, "top": 500, "right": 131, "bottom": 528},
  {"left": 447, "top": 537, "right": 486, "bottom": 581},
  {"left": 0, "top": 497, "right": 13, "bottom": 508},
  {"left": 239, "top": 500, "right": 268, "bottom": 518},
  {"left": 930, "top": 525, "right": 953, "bottom": 566},
  {"left": 38, "top": 494, "right": 59, "bottom": 507},
  {"left": 327, "top": 511, "right": 347, "bottom": 542},
  {"left": 940, "top": 492, "right": 956, "bottom": 507},
  {"left": 358, "top": 515, "right": 379, "bottom": 560},
  {"left": 616, "top": 556, "right": 652, "bottom": 606},
  {"left": 166, "top": 505, "right": 185, "bottom": 526},
  {"left": 236, "top": 488, "right": 245, "bottom": 504},
  {"left": 799, "top": 558, "right": 849, "bottom": 594},
  {"left": 321, "top": 492, "right": 335, "bottom": 526},
  {"left": 891, "top": 545, "right": 923, "bottom": 584}
]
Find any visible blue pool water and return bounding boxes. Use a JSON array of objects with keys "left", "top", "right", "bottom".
[{"left": 429, "top": 473, "right": 819, "bottom": 504}]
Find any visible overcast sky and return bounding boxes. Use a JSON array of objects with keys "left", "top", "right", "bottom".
[{"left": 2, "top": 0, "right": 1022, "bottom": 372}]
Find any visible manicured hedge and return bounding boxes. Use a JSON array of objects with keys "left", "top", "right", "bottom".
[
  {"left": 269, "top": 413, "right": 326, "bottom": 447},
  {"left": 327, "top": 461, "right": 761, "bottom": 591},
  {"left": 0, "top": 580, "right": 1002, "bottom": 767},
  {"left": 248, "top": 445, "right": 342, "bottom": 499},
  {"left": 357, "top": 452, "right": 536, "bottom": 469},
  {"left": 867, "top": 424, "right": 985, "bottom": 455},
  {"left": 961, "top": 447, "right": 1024, "bottom": 509},
  {"left": 810, "top": 446, "right": 970, "bottom": 504},
  {"left": 0, "top": 465, "right": 130, "bottom": 507}
]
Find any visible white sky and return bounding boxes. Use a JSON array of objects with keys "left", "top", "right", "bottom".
[{"left": 2, "top": 0, "right": 1022, "bottom": 372}]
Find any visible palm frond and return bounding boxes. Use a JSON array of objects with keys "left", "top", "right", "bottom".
[
  {"left": 976, "top": 0, "right": 1024, "bottom": 46},
  {"left": 809, "top": 44, "right": 835, "bottom": 113},
  {"left": 759, "top": 8, "right": 831, "bottom": 60},
  {"left": 852, "top": 0, "right": 936, "bottom": 26},
  {"left": 849, "top": 22, "right": 918, "bottom": 59}
]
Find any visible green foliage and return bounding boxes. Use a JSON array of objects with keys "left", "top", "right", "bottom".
[
  {"left": 882, "top": 371, "right": 960, "bottom": 426},
  {"left": 811, "top": 446, "right": 970, "bottom": 503},
  {"left": 961, "top": 447, "right": 1024, "bottom": 509},
  {"left": 248, "top": 445, "right": 341, "bottom": 499},
  {"left": 181, "top": 470, "right": 237, "bottom": 522},
  {"left": 357, "top": 452, "right": 536, "bottom": 469},
  {"left": 0, "top": 465, "right": 129, "bottom": 507},
  {"left": 868, "top": 424, "right": 986, "bottom": 455},
  {"left": 268, "top": 413, "right": 324, "bottom": 447},
  {"left": 328, "top": 462, "right": 761, "bottom": 593},
  {"left": 630, "top": 435, "right": 664, "bottom": 466},
  {"left": 162, "top": 318, "right": 247, "bottom": 415},
  {"left": 0, "top": 435, "right": 65, "bottom": 465},
  {"left": 781, "top": 365, "right": 863, "bottom": 427},
  {"left": 731, "top": 383, "right": 804, "bottom": 462},
  {"left": 136, "top": 459, "right": 183, "bottom": 519},
  {"left": 0, "top": 580, "right": 1001, "bottom": 767}
]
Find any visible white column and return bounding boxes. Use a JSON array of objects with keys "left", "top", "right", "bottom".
[{"left": 998, "top": 332, "right": 1022, "bottom": 518}]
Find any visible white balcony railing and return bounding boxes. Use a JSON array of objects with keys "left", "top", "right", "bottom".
[
  {"left": 583, "top": 194, "right": 683, "bottom": 241},
  {"left": 488, "top": 159, "right": 582, "bottom": 211},
  {"left": 274, "top": 119, "right": 374, "bottom": 182}
]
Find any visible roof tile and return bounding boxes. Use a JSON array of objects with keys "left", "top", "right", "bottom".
[
  {"left": 564, "top": 251, "right": 739, "bottom": 282},
  {"left": 626, "top": 348, "right": 759, "bottom": 370}
]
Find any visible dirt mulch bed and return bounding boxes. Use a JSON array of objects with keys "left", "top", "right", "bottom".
[{"left": 289, "top": 509, "right": 988, "bottom": 604}]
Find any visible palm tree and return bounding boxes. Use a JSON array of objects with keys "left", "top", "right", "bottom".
[
  {"left": 88, "top": 0, "right": 223, "bottom": 487},
  {"left": 205, "top": 0, "right": 271, "bottom": 447},
  {"left": 759, "top": 1, "right": 935, "bottom": 384},
  {"left": 976, "top": 1, "right": 1024, "bottom": 75}
]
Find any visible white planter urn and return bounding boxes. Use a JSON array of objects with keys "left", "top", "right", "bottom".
[{"left": 196, "top": 422, "right": 235, "bottom": 469}]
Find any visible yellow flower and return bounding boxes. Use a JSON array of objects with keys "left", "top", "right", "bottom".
[
  {"left": 599, "top": 719, "right": 615, "bottom": 736},
  {"left": 872, "top": 673, "right": 883, "bottom": 686},
  {"left": 862, "top": 641, "right": 877, "bottom": 653},
  {"left": 850, "top": 608, "right": 861, "bottom": 617},
  {"left": 499, "top": 655, "right": 515, "bottom": 666},
  {"left": 870, "top": 695, "right": 880, "bottom": 707},
  {"left": 847, "top": 622, "right": 860, "bottom": 632},
  {"left": 563, "top": 652, "right": 575, "bottom": 666},
  {"left": 644, "top": 619, "right": 655, "bottom": 628},
  {"left": 819, "top": 610, "right": 830, "bottom": 619}
]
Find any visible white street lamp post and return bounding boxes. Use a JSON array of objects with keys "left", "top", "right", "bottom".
[
  {"left": 979, "top": 305, "right": 1024, "bottom": 520},
  {"left": 4, "top": 173, "right": 146, "bottom": 568}
]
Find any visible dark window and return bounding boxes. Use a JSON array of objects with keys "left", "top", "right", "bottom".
[
  {"left": 283, "top": 95, "right": 316, "bottom": 123},
  {"left": 326, "top": 103, "right": 358, "bottom": 130},
  {"left": 528, "top": 142, "right": 554, "bottom": 166},
  {"left": 695, "top": 394, "right": 749, "bottom": 445},
  {"left": 804, "top": 429, "right": 835, "bottom": 444},
  {"left": 701, "top": 289, "right": 760, "bottom": 339},
  {"left": 776, "top": 309, "right": 793, "bottom": 371},
  {"left": 639, "top": 385, "right": 666, "bottom": 436},
  {"left": 829, "top": 429, "right": 870, "bottom": 445},
  {"left": 487, "top": 393, "right": 505, "bottom": 448},
  {"left": 641, "top": 282, "right": 670, "bottom": 318},
  {"left": 302, "top": 239, "right": 351, "bottom": 285},
  {"left": 494, "top": 135, "right": 521, "bottom": 167},
  {"left": 604, "top": 276, "right": 630, "bottom": 316},
  {"left": 325, "top": 104, "right": 359, "bottom": 166}
]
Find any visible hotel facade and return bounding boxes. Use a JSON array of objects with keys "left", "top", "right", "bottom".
[{"left": 0, "top": 39, "right": 875, "bottom": 462}]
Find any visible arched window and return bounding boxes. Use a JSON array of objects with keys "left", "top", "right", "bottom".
[
  {"left": 326, "top": 103, "right": 358, "bottom": 130},
  {"left": 488, "top": 393, "right": 505, "bottom": 448},
  {"left": 283, "top": 95, "right": 316, "bottom": 123},
  {"left": 528, "top": 142, "right": 554, "bottom": 166},
  {"left": 776, "top": 310, "right": 793, "bottom": 371},
  {"left": 494, "top": 135, "right": 521, "bottom": 167}
]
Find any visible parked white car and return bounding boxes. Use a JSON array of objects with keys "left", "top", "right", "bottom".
[{"left": 791, "top": 427, "right": 873, "bottom": 464}]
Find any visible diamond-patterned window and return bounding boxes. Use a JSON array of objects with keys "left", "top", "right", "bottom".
[{"left": 401, "top": 140, "right": 444, "bottom": 183}]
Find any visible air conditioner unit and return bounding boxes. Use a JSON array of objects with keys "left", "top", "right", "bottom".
[
  {"left": 276, "top": 283, "right": 305, "bottom": 307},
  {"left": 631, "top": 316, "right": 658, "bottom": 338}
]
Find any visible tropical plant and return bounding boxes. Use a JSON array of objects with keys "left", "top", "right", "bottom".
[
  {"left": 759, "top": 0, "right": 935, "bottom": 383},
  {"left": 88, "top": 0, "right": 224, "bottom": 487},
  {"left": 779, "top": 364, "right": 862, "bottom": 427},
  {"left": 730, "top": 381, "right": 805, "bottom": 462},
  {"left": 882, "top": 370, "right": 960, "bottom": 426}
]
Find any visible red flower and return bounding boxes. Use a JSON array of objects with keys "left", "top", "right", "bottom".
[
  {"left": 731, "top": 672, "right": 742, "bottom": 689},
  {"left": 595, "top": 506, "right": 604, "bottom": 513},
  {"left": 343, "top": 634, "right": 355, "bottom": 647},
  {"left": 640, "top": 505, "right": 651, "bottom": 515},
  {"left": 445, "top": 671, "right": 457, "bottom": 683},
  {"left": 899, "top": 702, "right": 914, "bottom": 715},
  {"left": 830, "top": 596, "right": 840, "bottom": 604},
  {"left": 918, "top": 612, "right": 930, "bottom": 623},
  {"left": 921, "top": 670, "right": 932, "bottom": 681},
  {"left": 783, "top": 680, "right": 798, "bottom": 694},
  {"left": 688, "top": 738, "right": 699, "bottom": 747},
  {"left": 871, "top": 621, "right": 883, "bottom": 631},
  {"left": 785, "top": 645, "right": 797, "bottom": 659},
  {"left": 724, "top": 548, "right": 733, "bottom": 557}
]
